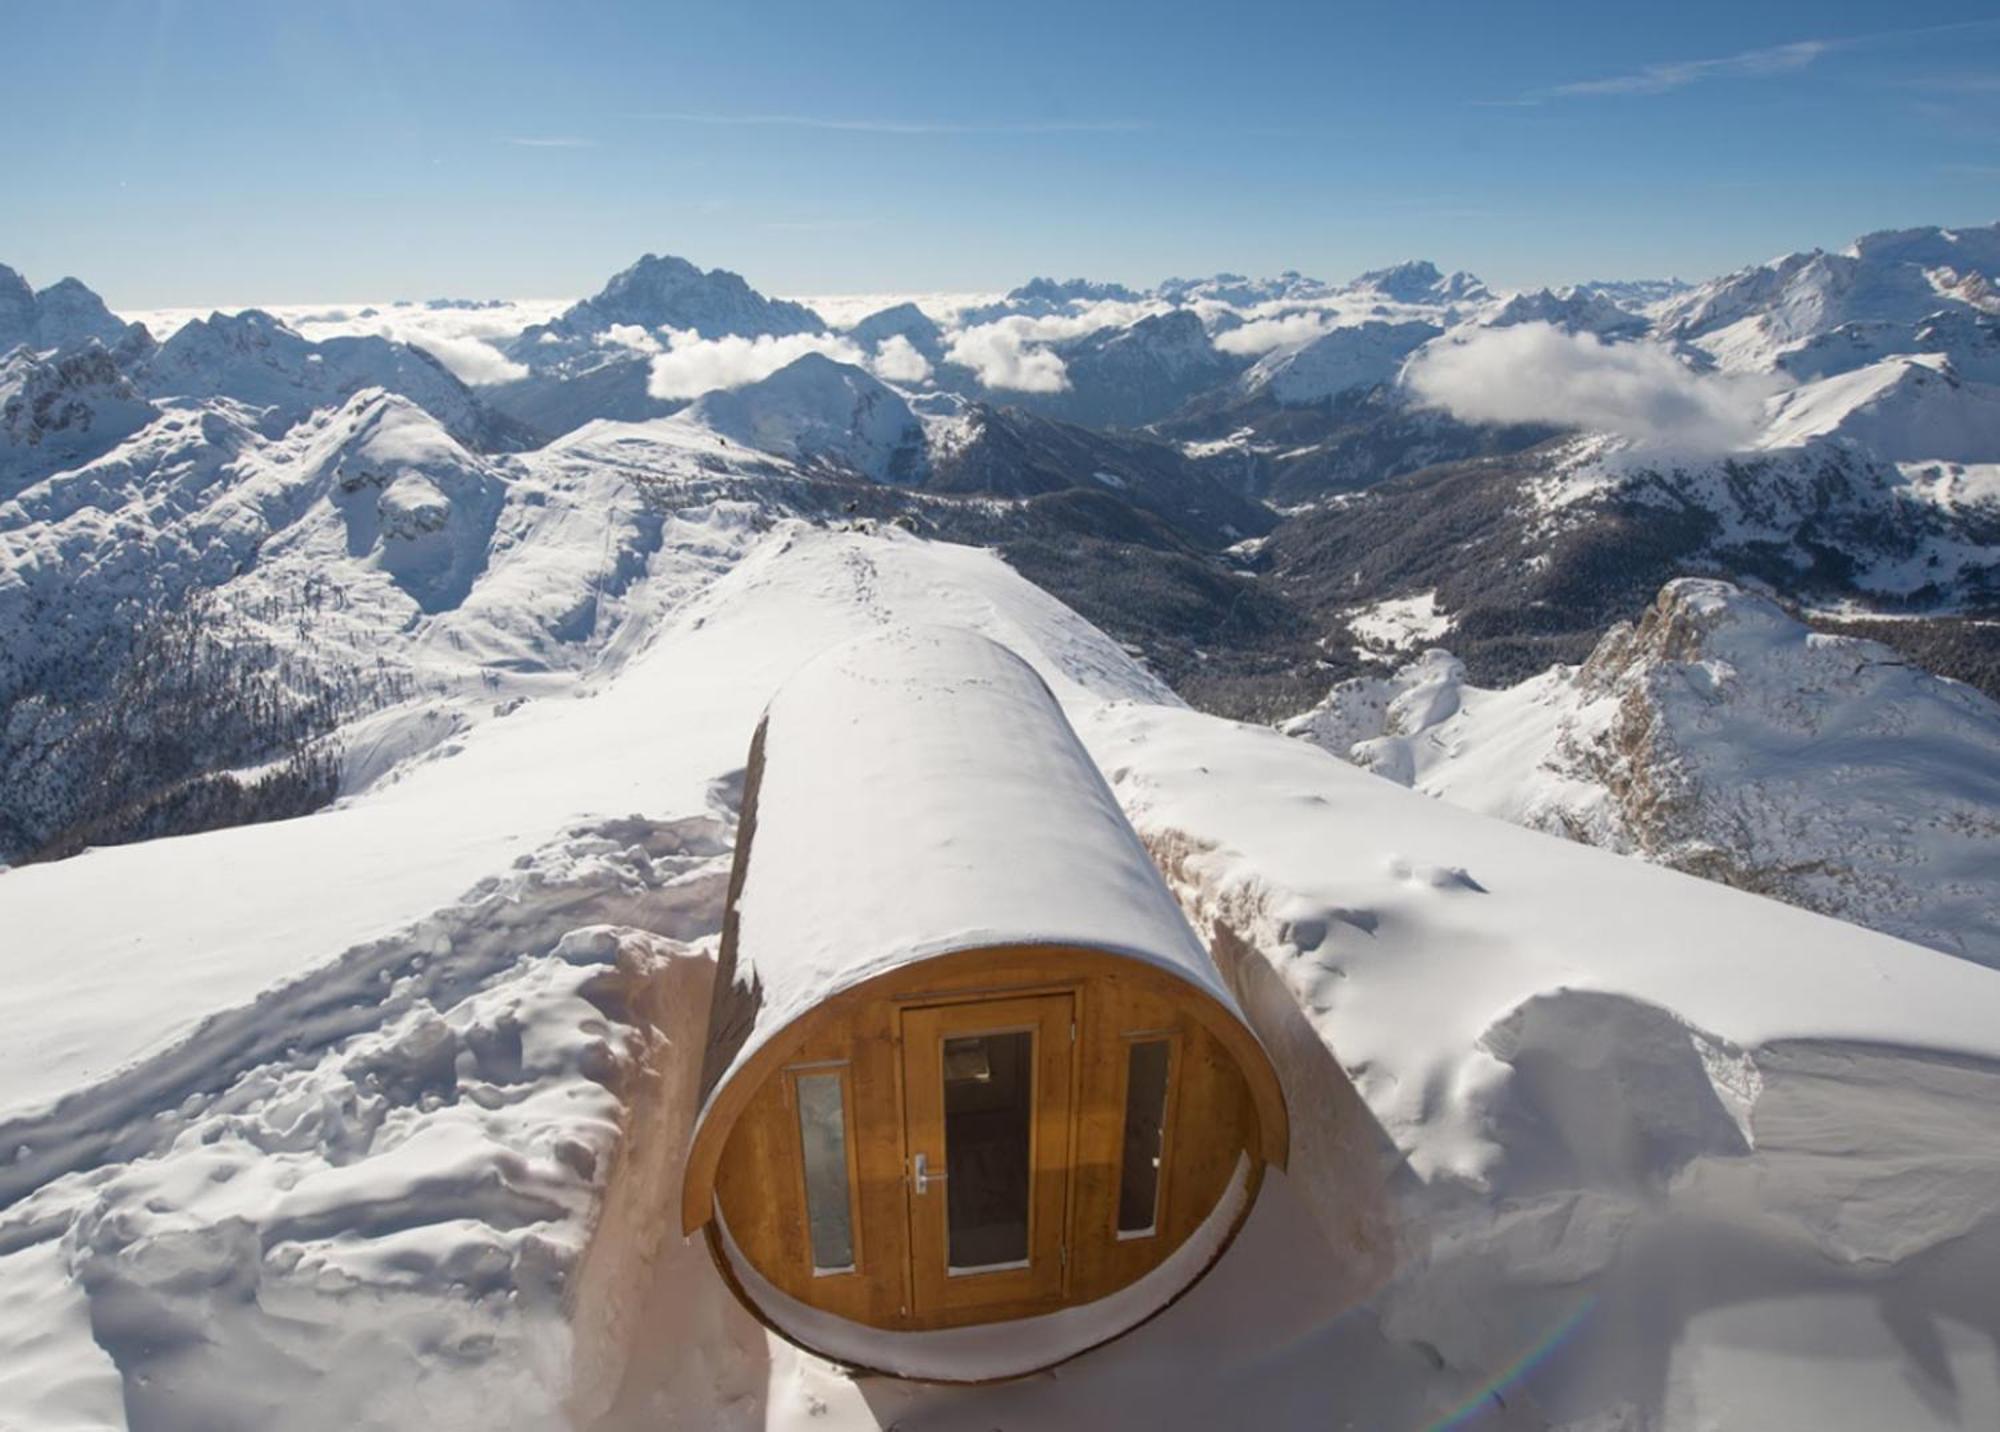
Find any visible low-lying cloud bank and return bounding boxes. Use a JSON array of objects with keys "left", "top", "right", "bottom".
[
  {"left": 644, "top": 329, "right": 870, "bottom": 399},
  {"left": 940, "top": 299, "right": 1165, "bottom": 392},
  {"left": 1214, "top": 310, "right": 1339, "bottom": 357},
  {"left": 945, "top": 319, "right": 1070, "bottom": 393},
  {"left": 1403, "top": 323, "right": 1776, "bottom": 450}
]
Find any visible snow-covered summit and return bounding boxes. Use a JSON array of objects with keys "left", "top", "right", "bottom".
[
  {"left": 1347, "top": 259, "right": 1487, "bottom": 305},
  {"left": 514, "top": 253, "right": 825, "bottom": 352},
  {"left": 848, "top": 300, "right": 945, "bottom": 361},
  {"left": 0, "top": 265, "right": 149, "bottom": 359},
  {"left": 1760, "top": 352, "right": 2000, "bottom": 463},
  {"left": 140, "top": 308, "right": 523, "bottom": 449},
  {"left": 1484, "top": 285, "right": 1650, "bottom": 338},
  {"left": 1658, "top": 221, "right": 2000, "bottom": 373},
  {"left": 1154, "top": 271, "right": 1332, "bottom": 306},
  {"left": 682, "top": 352, "right": 926, "bottom": 481},
  {"left": 1242, "top": 319, "right": 1441, "bottom": 405},
  {"left": 1006, "top": 275, "right": 1142, "bottom": 306}
]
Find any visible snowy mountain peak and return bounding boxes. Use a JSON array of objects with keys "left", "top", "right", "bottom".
[
  {"left": 1006, "top": 276, "right": 1141, "bottom": 305},
  {"left": 0, "top": 266, "right": 148, "bottom": 360},
  {"left": 683, "top": 352, "right": 926, "bottom": 481},
  {"left": 527, "top": 253, "right": 825, "bottom": 348},
  {"left": 1847, "top": 221, "right": 2000, "bottom": 274},
  {"left": 0, "top": 264, "right": 38, "bottom": 354},
  {"left": 1659, "top": 222, "right": 2000, "bottom": 373},
  {"left": 142, "top": 309, "right": 518, "bottom": 450},
  {"left": 1485, "top": 286, "right": 1649, "bottom": 337},
  {"left": 1243, "top": 318, "right": 1441, "bottom": 405},
  {"left": 850, "top": 301, "right": 945, "bottom": 359},
  {"left": 1153, "top": 271, "right": 1331, "bottom": 305},
  {"left": 1349, "top": 259, "right": 1488, "bottom": 304}
]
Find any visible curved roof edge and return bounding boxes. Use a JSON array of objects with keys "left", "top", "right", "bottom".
[{"left": 694, "top": 624, "right": 1250, "bottom": 1113}]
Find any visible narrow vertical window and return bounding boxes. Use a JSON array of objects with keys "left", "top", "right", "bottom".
[
  {"left": 1117, "top": 1039, "right": 1172, "bottom": 1237},
  {"left": 794, "top": 1071, "right": 856, "bottom": 1273}
]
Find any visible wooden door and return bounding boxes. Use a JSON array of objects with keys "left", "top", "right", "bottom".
[{"left": 900, "top": 993, "right": 1075, "bottom": 1321}]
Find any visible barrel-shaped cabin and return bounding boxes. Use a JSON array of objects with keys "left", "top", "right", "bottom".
[{"left": 680, "top": 625, "right": 1287, "bottom": 1381}]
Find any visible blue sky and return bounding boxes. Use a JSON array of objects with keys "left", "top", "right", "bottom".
[{"left": 8, "top": 0, "right": 2000, "bottom": 306}]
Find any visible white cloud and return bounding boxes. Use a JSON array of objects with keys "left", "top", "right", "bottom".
[
  {"left": 1549, "top": 39, "right": 1827, "bottom": 97},
  {"left": 600, "top": 323, "right": 663, "bottom": 354},
  {"left": 936, "top": 302, "right": 1168, "bottom": 393},
  {"left": 944, "top": 320, "right": 1070, "bottom": 393},
  {"left": 645, "top": 329, "right": 867, "bottom": 399},
  {"left": 277, "top": 303, "right": 556, "bottom": 387},
  {"left": 403, "top": 332, "right": 530, "bottom": 385},
  {"left": 1214, "top": 311, "right": 1338, "bottom": 356},
  {"left": 1402, "top": 324, "right": 1776, "bottom": 450},
  {"left": 868, "top": 333, "right": 933, "bottom": 385}
]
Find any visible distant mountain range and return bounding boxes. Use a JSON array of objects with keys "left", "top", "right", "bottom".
[{"left": 3, "top": 221, "right": 1997, "bottom": 956}]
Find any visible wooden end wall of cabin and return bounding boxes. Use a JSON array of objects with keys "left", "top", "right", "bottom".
[{"left": 706, "top": 945, "right": 1274, "bottom": 1333}]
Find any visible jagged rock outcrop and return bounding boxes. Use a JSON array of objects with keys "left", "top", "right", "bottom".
[{"left": 1284, "top": 579, "right": 2000, "bottom": 963}]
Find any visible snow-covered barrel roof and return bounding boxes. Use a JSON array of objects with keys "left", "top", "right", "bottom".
[{"left": 693, "top": 624, "right": 1243, "bottom": 1125}]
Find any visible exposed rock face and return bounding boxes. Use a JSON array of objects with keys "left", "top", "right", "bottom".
[
  {"left": 1283, "top": 579, "right": 2000, "bottom": 963},
  {"left": 1551, "top": 582, "right": 2000, "bottom": 955},
  {"left": 0, "top": 266, "right": 151, "bottom": 361},
  {"left": 512, "top": 253, "right": 823, "bottom": 354},
  {"left": 1348, "top": 259, "right": 1488, "bottom": 305},
  {"left": 0, "top": 341, "right": 154, "bottom": 493}
]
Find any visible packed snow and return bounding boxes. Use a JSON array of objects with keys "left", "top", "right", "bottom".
[{"left": 5, "top": 515, "right": 2000, "bottom": 1430}]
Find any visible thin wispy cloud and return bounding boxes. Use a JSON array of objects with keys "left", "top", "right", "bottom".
[
  {"left": 504, "top": 136, "right": 595, "bottom": 148},
  {"left": 1491, "top": 19, "right": 2000, "bottom": 107},
  {"left": 1551, "top": 39, "right": 1828, "bottom": 98},
  {"left": 633, "top": 111, "right": 1147, "bottom": 136}
]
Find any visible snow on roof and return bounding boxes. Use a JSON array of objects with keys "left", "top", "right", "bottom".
[{"left": 703, "top": 623, "right": 1240, "bottom": 1117}]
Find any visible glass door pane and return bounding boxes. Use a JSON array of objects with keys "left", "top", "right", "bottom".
[
  {"left": 942, "top": 1030, "right": 1034, "bottom": 1271},
  {"left": 900, "top": 993, "right": 1073, "bottom": 1319}
]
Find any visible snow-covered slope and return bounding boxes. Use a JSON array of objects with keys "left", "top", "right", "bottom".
[
  {"left": 1484, "top": 285, "right": 1649, "bottom": 338},
  {"left": 1241, "top": 319, "right": 1441, "bottom": 404},
  {"left": 683, "top": 354, "right": 926, "bottom": 481},
  {"left": 0, "top": 342, "right": 154, "bottom": 494},
  {"left": 1659, "top": 221, "right": 2000, "bottom": 375},
  {"left": 4, "top": 521, "right": 2000, "bottom": 1431},
  {"left": 1760, "top": 353, "right": 2000, "bottom": 462},
  {"left": 1285, "top": 578, "right": 2000, "bottom": 963},
  {"left": 1347, "top": 259, "right": 1488, "bottom": 305},
  {"left": 137, "top": 308, "right": 525, "bottom": 449},
  {"left": 0, "top": 264, "right": 149, "bottom": 358}
]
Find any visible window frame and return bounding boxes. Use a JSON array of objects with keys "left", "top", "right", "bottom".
[
  {"left": 1112, "top": 1029, "right": 1181, "bottom": 1242},
  {"left": 785, "top": 1059, "right": 864, "bottom": 1278}
]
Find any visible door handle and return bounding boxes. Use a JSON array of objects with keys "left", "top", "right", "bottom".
[{"left": 913, "top": 1152, "right": 948, "bottom": 1196}]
